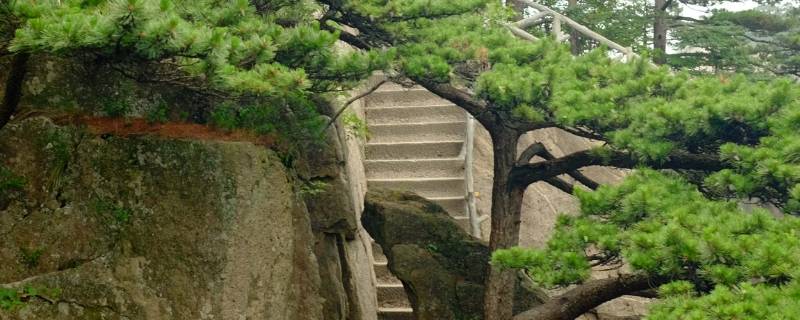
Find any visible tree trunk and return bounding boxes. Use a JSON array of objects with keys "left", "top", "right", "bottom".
[
  {"left": 509, "top": 0, "right": 527, "bottom": 17},
  {"left": 653, "top": 0, "right": 668, "bottom": 65},
  {"left": 1, "top": 53, "right": 30, "bottom": 130},
  {"left": 568, "top": 0, "right": 580, "bottom": 55},
  {"left": 484, "top": 127, "right": 525, "bottom": 320}
]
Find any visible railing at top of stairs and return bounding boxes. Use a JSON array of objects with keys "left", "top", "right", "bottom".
[
  {"left": 461, "top": 2, "right": 649, "bottom": 240},
  {"left": 505, "top": 0, "right": 650, "bottom": 64}
]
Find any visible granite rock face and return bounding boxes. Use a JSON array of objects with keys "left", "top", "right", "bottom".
[
  {"left": 0, "top": 117, "right": 326, "bottom": 319},
  {"left": 1, "top": 52, "right": 379, "bottom": 320}
]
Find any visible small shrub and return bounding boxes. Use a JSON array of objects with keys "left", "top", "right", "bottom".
[
  {"left": 146, "top": 102, "right": 170, "bottom": 124},
  {"left": 94, "top": 199, "right": 133, "bottom": 224},
  {"left": 211, "top": 107, "right": 239, "bottom": 131},
  {"left": 0, "top": 288, "right": 22, "bottom": 310},
  {"left": 299, "top": 180, "right": 330, "bottom": 198},
  {"left": 0, "top": 286, "right": 62, "bottom": 310},
  {"left": 342, "top": 113, "right": 369, "bottom": 140},
  {"left": 19, "top": 247, "right": 44, "bottom": 269},
  {"left": 0, "top": 166, "right": 25, "bottom": 192},
  {"left": 101, "top": 99, "right": 130, "bottom": 117}
]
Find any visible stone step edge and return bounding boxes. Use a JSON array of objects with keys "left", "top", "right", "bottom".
[
  {"left": 365, "top": 158, "right": 464, "bottom": 164},
  {"left": 367, "top": 177, "right": 465, "bottom": 183},
  {"left": 378, "top": 307, "right": 414, "bottom": 313},
  {"left": 378, "top": 307, "right": 414, "bottom": 312},
  {"left": 366, "top": 140, "right": 465, "bottom": 147},
  {"left": 368, "top": 121, "right": 466, "bottom": 128},
  {"left": 366, "top": 103, "right": 456, "bottom": 110}
]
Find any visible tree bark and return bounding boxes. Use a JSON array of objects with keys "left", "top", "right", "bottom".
[
  {"left": 511, "top": 148, "right": 726, "bottom": 188},
  {"left": 509, "top": 0, "right": 529, "bottom": 20},
  {"left": 0, "top": 53, "right": 30, "bottom": 130},
  {"left": 653, "top": 0, "right": 668, "bottom": 65},
  {"left": 484, "top": 127, "right": 525, "bottom": 320},
  {"left": 513, "top": 274, "right": 667, "bottom": 320}
]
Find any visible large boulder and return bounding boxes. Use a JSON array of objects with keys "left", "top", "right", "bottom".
[
  {"left": 362, "top": 189, "right": 546, "bottom": 320},
  {"left": 0, "top": 117, "right": 324, "bottom": 319}
]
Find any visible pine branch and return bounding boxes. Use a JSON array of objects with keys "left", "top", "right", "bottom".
[
  {"left": 545, "top": 177, "right": 576, "bottom": 194},
  {"left": 513, "top": 274, "right": 667, "bottom": 320},
  {"left": 516, "top": 142, "right": 546, "bottom": 166},
  {"left": 516, "top": 141, "right": 603, "bottom": 190},
  {"left": 510, "top": 148, "right": 726, "bottom": 188}
]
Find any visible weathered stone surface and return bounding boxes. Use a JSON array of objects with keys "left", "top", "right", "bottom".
[
  {"left": 0, "top": 117, "right": 324, "bottom": 319},
  {"left": 362, "top": 189, "right": 545, "bottom": 320},
  {"left": 306, "top": 92, "right": 378, "bottom": 320}
]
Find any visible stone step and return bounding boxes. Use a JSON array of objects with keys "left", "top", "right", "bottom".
[
  {"left": 365, "top": 158, "right": 464, "bottom": 180},
  {"left": 366, "top": 141, "right": 464, "bottom": 160},
  {"left": 367, "top": 177, "right": 465, "bottom": 199},
  {"left": 378, "top": 307, "right": 414, "bottom": 320},
  {"left": 366, "top": 104, "right": 464, "bottom": 125},
  {"left": 368, "top": 122, "right": 466, "bottom": 144},
  {"left": 375, "top": 81, "right": 423, "bottom": 92},
  {"left": 372, "top": 241, "right": 387, "bottom": 264},
  {"left": 428, "top": 196, "right": 467, "bottom": 216},
  {"left": 377, "top": 284, "right": 411, "bottom": 308},
  {"left": 374, "top": 261, "right": 401, "bottom": 285},
  {"left": 366, "top": 89, "right": 450, "bottom": 108}
]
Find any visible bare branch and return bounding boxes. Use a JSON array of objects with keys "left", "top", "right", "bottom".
[
  {"left": 545, "top": 177, "right": 575, "bottom": 194},
  {"left": 516, "top": 142, "right": 546, "bottom": 166},
  {"left": 325, "top": 79, "right": 387, "bottom": 129}
]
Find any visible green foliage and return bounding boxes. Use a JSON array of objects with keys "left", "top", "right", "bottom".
[
  {"left": 649, "top": 282, "right": 800, "bottom": 319},
  {"left": 0, "top": 165, "right": 25, "bottom": 192},
  {"left": 0, "top": 287, "right": 22, "bottom": 311},
  {"left": 101, "top": 99, "right": 131, "bottom": 118},
  {"left": 210, "top": 105, "right": 239, "bottom": 131},
  {"left": 35, "top": 127, "right": 72, "bottom": 191},
  {"left": 19, "top": 247, "right": 44, "bottom": 269},
  {"left": 5, "top": 0, "right": 389, "bottom": 140},
  {"left": 494, "top": 170, "right": 800, "bottom": 316},
  {"left": 94, "top": 199, "right": 133, "bottom": 224},
  {"left": 0, "top": 286, "right": 62, "bottom": 311},
  {"left": 146, "top": 101, "right": 169, "bottom": 123},
  {"left": 342, "top": 112, "right": 369, "bottom": 140},
  {"left": 672, "top": 6, "right": 800, "bottom": 77},
  {"left": 298, "top": 180, "right": 329, "bottom": 198}
]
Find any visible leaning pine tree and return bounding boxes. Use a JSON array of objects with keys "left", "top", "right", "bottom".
[
  {"left": 4, "top": 1, "right": 800, "bottom": 319},
  {"left": 316, "top": 1, "right": 800, "bottom": 319}
]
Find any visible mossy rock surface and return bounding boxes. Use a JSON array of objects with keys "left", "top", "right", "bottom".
[
  {"left": 363, "top": 189, "right": 545, "bottom": 320},
  {"left": 0, "top": 117, "right": 324, "bottom": 320}
]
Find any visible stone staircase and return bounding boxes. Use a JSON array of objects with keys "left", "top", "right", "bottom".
[{"left": 364, "top": 82, "right": 475, "bottom": 320}]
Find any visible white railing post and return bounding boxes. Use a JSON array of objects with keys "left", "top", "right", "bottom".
[
  {"left": 551, "top": 16, "right": 562, "bottom": 41},
  {"left": 464, "top": 114, "right": 480, "bottom": 238}
]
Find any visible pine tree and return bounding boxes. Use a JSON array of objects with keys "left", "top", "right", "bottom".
[
  {"left": 319, "top": 1, "right": 799, "bottom": 319},
  {"left": 3, "top": 1, "right": 800, "bottom": 319},
  {"left": 671, "top": 5, "right": 800, "bottom": 77}
]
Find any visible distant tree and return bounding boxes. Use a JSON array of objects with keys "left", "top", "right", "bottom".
[{"left": 671, "top": 5, "right": 800, "bottom": 77}]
